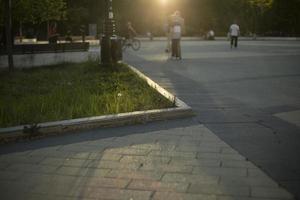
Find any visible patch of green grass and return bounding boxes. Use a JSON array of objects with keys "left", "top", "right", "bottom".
[{"left": 0, "top": 61, "right": 174, "bottom": 128}]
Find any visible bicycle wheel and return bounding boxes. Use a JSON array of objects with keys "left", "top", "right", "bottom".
[{"left": 131, "top": 39, "right": 141, "bottom": 51}]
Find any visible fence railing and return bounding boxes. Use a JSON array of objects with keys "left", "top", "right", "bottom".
[{"left": 0, "top": 42, "right": 89, "bottom": 55}]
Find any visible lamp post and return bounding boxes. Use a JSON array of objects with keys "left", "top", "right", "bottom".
[
  {"left": 101, "top": 0, "right": 116, "bottom": 64},
  {"left": 5, "top": 0, "right": 14, "bottom": 71}
]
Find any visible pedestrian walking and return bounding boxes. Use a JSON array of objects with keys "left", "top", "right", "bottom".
[
  {"left": 170, "top": 11, "right": 184, "bottom": 59},
  {"left": 229, "top": 21, "right": 240, "bottom": 48}
]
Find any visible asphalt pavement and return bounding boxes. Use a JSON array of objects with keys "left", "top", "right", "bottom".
[{"left": 124, "top": 39, "right": 300, "bottom": 199}]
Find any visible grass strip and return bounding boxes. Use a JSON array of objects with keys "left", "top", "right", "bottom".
[{"left": 0, "top": 61, "right": 174, "bottom": 128}]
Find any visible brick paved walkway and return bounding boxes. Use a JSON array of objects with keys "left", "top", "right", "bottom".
[{"left": 0, "top": 123, "right": 294, "bottom": 200}]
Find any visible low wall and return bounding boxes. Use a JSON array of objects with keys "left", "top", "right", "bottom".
[{"left": 0, "top": 51, "right": 99, "bottom": 68}]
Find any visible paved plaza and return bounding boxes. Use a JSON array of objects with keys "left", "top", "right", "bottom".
[{"left": 1, "top": 39, "right": 300, "bottom": 200}]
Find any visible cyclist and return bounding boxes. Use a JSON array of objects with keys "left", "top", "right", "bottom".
[
  {"left": 126, "top": 22, "right": 138, "bottom": 41},
  {"left": 123, "top": 22, "right": 141, "bottom": 51}
]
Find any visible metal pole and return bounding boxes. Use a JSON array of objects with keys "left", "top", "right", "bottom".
[
  {"left": 5, "top": 0, "right": 14, "bottom": 71},
  {"left": 101, "top": 0, "right": 116, "bottom": 64}
]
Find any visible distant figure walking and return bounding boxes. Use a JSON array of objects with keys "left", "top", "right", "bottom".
[
  {"left": 170, "top": 11, "right": 184, "bottom": 59},
  {"left": 229, "top": 21, "right": 240, "bottom": 48}
]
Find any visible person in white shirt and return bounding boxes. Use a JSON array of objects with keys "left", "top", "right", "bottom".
[
  {"left": 229, "top": 21, "right": 240, "bottom": 48},
  {"left": 170, "top": 11, "right": 184, "bottom": 59}
]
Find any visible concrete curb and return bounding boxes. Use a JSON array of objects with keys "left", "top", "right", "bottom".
[
  {"left": 138, "top": 37, "right": 300, "bottom": 42},
  {"left": 0, "top": 63, "right": 193, "bottom": 143}
]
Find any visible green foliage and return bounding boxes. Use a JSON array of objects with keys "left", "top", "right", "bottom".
[
  {"left": 36, "top": 0, "right": 66, "bottom": 23},
  {"left": 248, "top": 0, "right": 274, "bottom": 8},
  {"left": 4, "top": 0, "right": 300, "bottom": 37},
  {"left": 11, "top": 0, "right": 66, "bottom": 25},
  {"left": 66, "top": 7, "right": 89, "bottom": 29},
  {"left": 13, "top": 0, "right": 36, "bottom": 24},
  {"left": 0, "top": 62, "right": 174, "bottom": 127}
]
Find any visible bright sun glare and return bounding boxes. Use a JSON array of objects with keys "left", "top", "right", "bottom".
[{"left": 160, "top": 0, "right": 168, "bottom": 5}]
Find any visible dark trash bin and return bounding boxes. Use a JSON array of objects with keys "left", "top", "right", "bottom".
[{"left": 111, "top": 36, "right": 123, "bottom": 63}]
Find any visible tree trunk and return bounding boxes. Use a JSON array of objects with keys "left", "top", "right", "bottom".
[
  {"left": 47, "top": 20, "right": 50, "bottom": 40},
  {"left": 19, "top": 21, "right": 23, "bottom": 43}
]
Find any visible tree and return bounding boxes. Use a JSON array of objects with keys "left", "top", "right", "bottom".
[
  {"left": 0, "top": 0, "right": 4, "bottom": 26},
  {"left": 13, "top": 0, "right": 37, "bottom": 41},
  {"left": 246, "top": 0, "right": 273, "bottom": 34},
  {"left": 66, "top": 7, "right": 89, "bottom": 33},
  {"left": 34, "top": 0, "right": 66, "bottom": 38}
]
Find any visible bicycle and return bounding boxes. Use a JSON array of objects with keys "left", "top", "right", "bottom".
[{"left": 122, "top": 37, "right": 141, "bottom": 51}]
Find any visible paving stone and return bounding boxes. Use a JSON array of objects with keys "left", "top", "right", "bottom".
[
  {"left": 59, "top": 145, "right": 104, "bottom": 153},
  {"left": 90, "top": 160, "right": 141, "bottom": 170},
  {"left": 55, "top": 166, "right": 91, "bottom": 176},
  {"left": 62, "top": 158, "right": 94, "bottom": 167},
  {"left": 221, "top": 160, "right": 258, "bottom": 169},
  {"left": 77, "top": 177, "right": 130, "bottom": 189},
  {"left": 128, "top": 180, "right": 189, "bottom": 192},
  {"left": 199, "top": 141, "right": 230, "bottom": 148},
  {"left": 0, "top": 150, "right": 32, "bottom": 157},
  {"left": 49, "top": 175, "right": 87, "bottom": 185},
  {"left": 130, "top": 143, "right": 176, "bottom": 151},
  {"left": 197, "top": 153, "right": 245, "bottom": 161},
  {"left": 30, "top": 183, "right": 87, "bottom": 196},
  {"left": 153, "top": 192, "right": 217, "bottom": 200},
  {"left": 43, "top": 175, "right": 130, "bottom": 190},
  {"left": 217, "top": 196, "right": 277, "bottom": 200},
  {"left": 39, "top": 157, "right": 66, "bottom": 166},
  {"left": 0, "top": 180, "right": 35, "bottom": 200},
  {"left": 140, "top": 163, "right": 193, "bottom": 173},
  {"left": 170, "top": 158, "right": 221, "bottom": 167},
  {"left": 87, "top": 188, "right": 152, "bottom": 200},
  {"left": 120, "top": 155, "right": 171, "bottom": 165},
  {"left": 0, "top": 162, "right": 10, "bottom": 170},
  {"left": 106, "top": 169, "right": 164, "bottom": 181},
  {"left": 19, "top": 173, "right": 55, "bottom": 185},
  {"left": 1, "top": 190, "right": 30, "bottom": 200},
  {"left": 219, "top": 176, "right": 279, "bottom": 187},
  {"left": 251, "top": 187, "right": 294, "bottom": 199},
  {"left": 6, "top": 163, "right": 57, "bottom": 173},
  {"left": 0, "top": 155, "right": 45, "bottom": 164},
  {"left": 89, "top": 153, "right": 122, "bottom": 161},
  {"left": 23, "top": 194, "right": 96, "bottom": 200},
  {"left": 156, "top": 139, "right": 180, "bottom": 145},
  {"left": 104, "top": 147, "right": 150, "bottom": 156},
  {"left": 55, "top": 166, "right": 110, "bottom": 177},
  {"left": 162, "top": 173, "right": 219, "bottom": 184},
  {"left": 188, "top": 184, "right": 250, "bottom": 196},
  {"left": 221, "top": 147, "right": 240, "bottom": 154},
  {"left": 149, "top": 150, "right": 197, "bottom": 158},
  {"left": 107, "top": 138, "right": 135, "bottom": 148},
  {"left": 176, "top": 145, "right": 220, "bottom": 153},
  {"left": 248, "top": 169, "right": 273, "bottom": 178},
  {"left": 68, "top": 152, "right": 91, "bottom": 159},
  {"left": 178, "top": 138, "right": 202, "bottom": 145},
  {"left": 192, "top": 167, "right": 247, "bottom": 177},
  {"left": 29, "top": 150, "right": 71, "bottom": 158}
]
